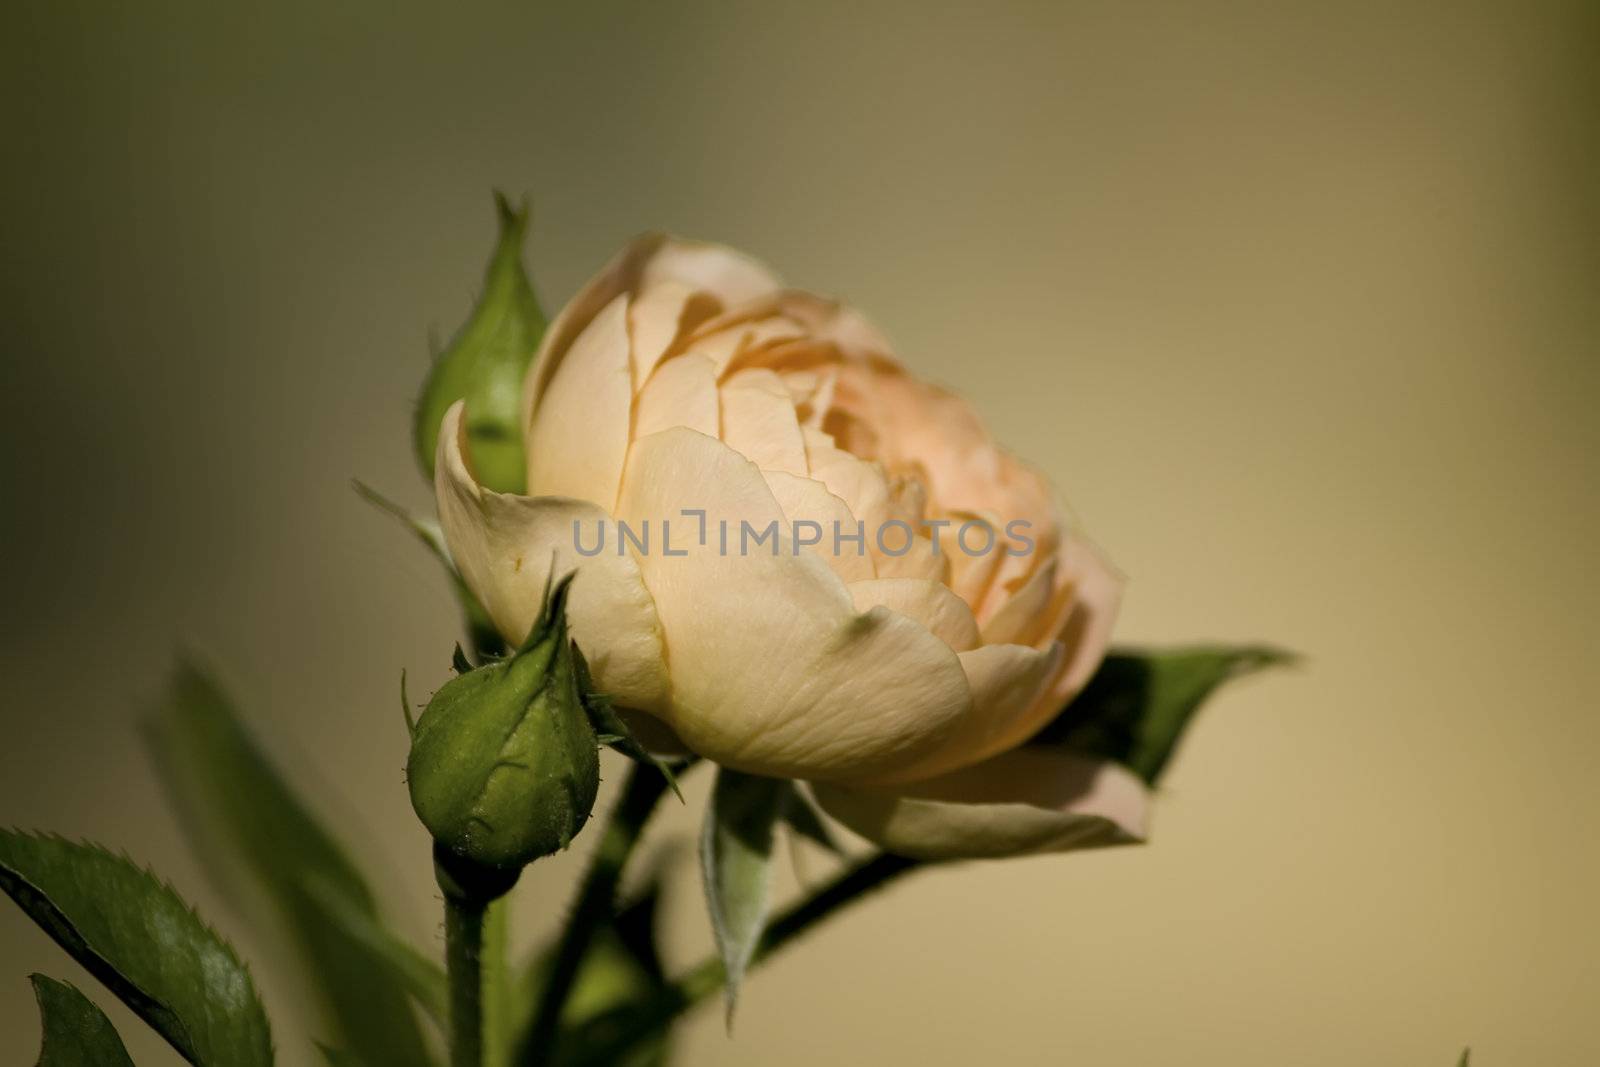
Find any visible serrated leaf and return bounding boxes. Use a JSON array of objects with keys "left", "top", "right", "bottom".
[
  {"left": 0, "top": 831, "right": 273, "bottom": 1066},
  {"left": 699, "top": 769, "right": 786, "bottom": 1024},
  {"left": 29, "top": 974, "right": 136, "bottom": 1067},
  {"left": 1030, "top": 645, "right": 1294, "bottom": 785},
  {"left": 144, "top": 661, "right": 432, "bottom": 1066}
]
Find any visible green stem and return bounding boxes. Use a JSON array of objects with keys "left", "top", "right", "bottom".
[
  {"left": 574, "top": 852, "right": 918, "bottom": 1066},
  {"left": 445, "top": 893, "right": 488, "bottom": 1067},
  {"left": 481, "top": 899, "right": 512, "bottom": 1067},
  {"left": 518, "top": 761, "right": 677, "bottom": 1064}
]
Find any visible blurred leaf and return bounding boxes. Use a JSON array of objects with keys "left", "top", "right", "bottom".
[
  {"left": 699, "top": 769, "right": 786, "bottom": 1025},
  {"left": 1031, "top": 645, "right": 1295, "bottom": 785},
  {"left": 354, "top": 479, "right": 505, "bottom": 660},
  {"left": 144, "top": 661, "right": 433, "bottom": 1066},
  {"left": 0, "top": 831, "right": 273, "bottom": 1066},
  {"left": 779, "top": 782, "right": 841, "bottom": 854},
  {"left": 298, "top": 874, "right": 448, "bottom": 1027},
  {"left": 1457, "top": 1050, "right": 1471, "bottom": 1067},
  {"left": 413, "top": 192, "right": 547, "bottom": 493},
  {"left": 29, "top": 974, "right": 136, "bottom": 1067}
]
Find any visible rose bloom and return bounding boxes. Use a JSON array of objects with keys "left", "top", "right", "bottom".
[{"left": 435, "top": 237, "right": 1147, "bottom": 859}]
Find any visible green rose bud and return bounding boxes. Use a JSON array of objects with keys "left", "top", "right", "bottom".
[
  {"left": 412, "top": 192, "right": 546, "bottom": 493},
  {"left": 407, "top": 574, "right": 599, "bottom": 881}
]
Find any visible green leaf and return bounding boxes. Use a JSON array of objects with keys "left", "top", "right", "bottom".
[
  {"left": 516, "top": 886, "right": 674, "bottom": 1067},
  {"left": 29, "top": 974, "right": 136, "bottom": 1067},
  {"left": 413, "top": 192, "right": 547, "bottom": 493},
  {"left": 779, "top": 782, "right": 841, "bottom": 854},
  {"left": 570, "top": 646, "right": 682, "bottom": 801},
  {"left": 1457, "top": 1050, "right": 1471, "bottom": 1067},
  {"left": 297, "top": 875, "right": 448, "bottom": 1027},
  {"left": 1030, "top": 645, "right": 1295, "bottom": 785},
  {"left": 0, "top": 831, "right": 273, "bottom": 1066},
  {"left": 144, "top": 660, "right": 433, "bottom": 1066},
  {"left": 354, "top": 479, "right": 505, "bottom": 660},
  {"left": 699, "top": 769, "right": 786, "bottom": 1024}
]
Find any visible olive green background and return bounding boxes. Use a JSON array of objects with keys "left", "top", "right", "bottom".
[{"left": 2, "top": 1, "right": 1595, "bottom": 1063}]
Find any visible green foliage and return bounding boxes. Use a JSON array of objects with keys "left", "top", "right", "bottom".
[
  {"left": 409, "top": 575, "right": 600, "bottom": 869},
  {"left": 145, "top": 661, "right": 434, "bottom": 1066},
  {"left": 29, "top": 974, "right": 136, "bottom": 1067},
  {"left": 353, "top": 480, "right": 506, "bottom": 660},
  {"left": 699, "top": 769, "right": 786, "bottom": 1024},
  {"left": 413, "top": 192, "right": 547, "bottom": 493},
  {"left": 1032, "top": 645, "right": 1295, "bottom": 784},
  {"left": 0, "top": 831, "right": 273, "bottom": 1066}
]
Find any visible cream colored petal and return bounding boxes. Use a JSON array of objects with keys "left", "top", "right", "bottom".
[
  {"left": 718, "top": 368, "right": 808, "bottom": 476},
  {"left": 1039, "top": 533, "right": 1124, "bottom": 708},
  {"left": 635, "top": 352, "right": 720, "bottom": 439},
  {"left": 847, "top": 578, "right": 980, "bottom": 652},
  {"left": 761, "top": 470, "right": 876, "bottom": 584},
  {"left": 810, "top": 747, "right": 1148, "bottom": 861},
  {"left": 687, "top": 316, "right": 808, "bottom": 377},
  {"left": 434, "top": 403, "right": 670, "bottom": 712},
  {"left": 870, "top": 641, "right": 1065, "bottom": 785},
  {"left": 525, "top": 293, "right": 633, "bottom": 508},
  {"left": 979, "top": 557, "right": 1058, "bottom": 645},
  {"left": 524, "top": 234, "right": 781, "bottom": 438},
  {"left": 936, "top": 511, "right": 1005, "bottom": 611},
  {"left": 614, "top": 427, "right": 972, "bottom": 781},
  {"left": 628, "top": 280, "right": 718, "bottom": 390}
]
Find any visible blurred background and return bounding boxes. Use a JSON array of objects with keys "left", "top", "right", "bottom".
[{"left": 2, "top": 1, "right": 1595, "bottom": 1063}]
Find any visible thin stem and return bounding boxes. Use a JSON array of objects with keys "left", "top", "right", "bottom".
[
  {"left": 445, "top": 893, "right": 488, "bottom": 1067},
  {"left": 518, "top": 760, "right": 676, "bottom": 1064},
  {"left": 481, "top": 898, "right": 511, "bottom": 1067},
  {"left": 574, "top": 852, "right": 918, "bottom": 1066}
]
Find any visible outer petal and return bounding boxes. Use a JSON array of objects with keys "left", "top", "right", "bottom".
[
  {"left": 810, "top": 747, "right": 1148, "bottom": 861},
  {"left": 525, "top": 293, "right": 633, "bottom": 507},
  {"left": 614, "top": 427, "right": 972, "bottom": 781},
  {"left": 435, "top": 402, "right": 671, "bottom": 712},
  {"left": 868, "top": 642, "right": 1065, "bottom": 784}
]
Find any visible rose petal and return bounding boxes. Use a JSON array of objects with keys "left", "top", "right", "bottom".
[
  {"left": 810, "top": 747, "right": 1148, "bottom": 860},
  {"left": 614, "top": 427, "right": 972, "bottom": 781},
  {"left": 718, "top": 367, "right": 808, "bottom": 476},
  {"left": 525, "top": 293, "right": 634, "bottom": 508},
  {"left": 635, "top": 352, "right": 720, "bottom": 439},
  {"left": 847, "top": 577, "right": 980, "bottom": 652},
  {"left": 435, "top": 402, "right": 670, "bottom": 712},
  {"left": 524, "top": 234, "right": 781, "bottom": 439},
  {"left": 761, "top": 470, "right": 876, "bottom": 583}
]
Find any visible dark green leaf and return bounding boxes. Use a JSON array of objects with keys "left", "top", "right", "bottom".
[
  {"left": 0, "top": 831, "right": 273, "bottom": 1066},
  {"left": 1031, "top": 645, "right": 1295, "bottom": 785},
  {"left": 699, "top": 769, "right": 786, "bottom": 1024},
  {"left": 144, "top": 661, "right": 432, "bottom": 1066},
  {"left": 29, "top": 974, "right": 136, "bottom": 1067},
  {"left": 779, "top": 783, "right": 841, "bottom": 854}
]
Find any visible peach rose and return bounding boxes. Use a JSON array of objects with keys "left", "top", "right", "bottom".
[{"left": 434, "top": 236, "right": 1147, "bottom": 859}]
